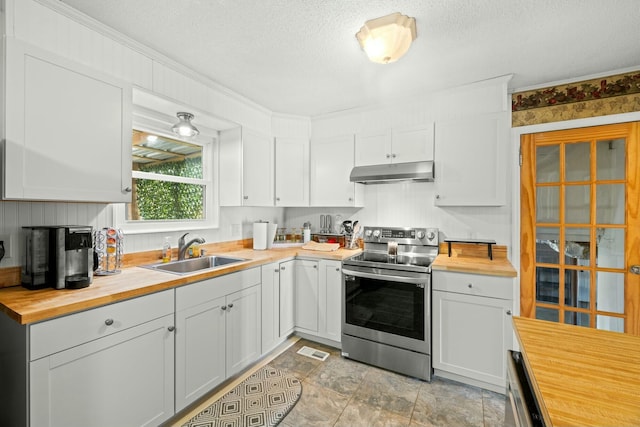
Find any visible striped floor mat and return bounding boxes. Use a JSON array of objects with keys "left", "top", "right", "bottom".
[{"left": 181, "top": 366, "right": 302, "bottom": 427}]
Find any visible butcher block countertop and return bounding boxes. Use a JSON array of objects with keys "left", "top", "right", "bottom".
[
  {"left": 0, "top": 246, "right": 361, "bottom": 325},
  {"left": 431, "top": 254, "right": 517, "bottom": 277},
  {"left": 513, "top": 316, "right": 640, "bottom": 427}
]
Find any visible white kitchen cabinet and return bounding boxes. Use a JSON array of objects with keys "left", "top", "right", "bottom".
[
  {"left": 175, "top": 268, "right": 261, "bottom": 411},
  {"left": 433, "top": 112, "right": 509, "bottom": 206},
  {"left": 279, "top": 260, "right": 296, "bottom": 337},
  {"left": 295, "top": 259, "right": 319, "bottom": 332},
  {"left": 29, "top": 290, "right": 175, "bottom": 427},
  {"left": 225, "top": 285, "right": 261, "bottom": 376},
  {"left": 318, "top": 260, "right": 342, "bottom": 342},
  {"left": 3, "top": 37, "right": 132, "bottom": 202},
  {"left": 355, "top": 123, "right": 434, "bottom": 166},
  {"left": 310, "top": 135, "right": 364, "bottom": 207},
  {"left": 261, "top": 262, "right": 281, "bottom": 353},
  {"left": 432, "top": 270, "right": 513, "bottom": 393},
  {"left": 219, "top": 127, "right": 274, "bottom": 206},
  {"left": 275, "top": 137, "right": 309, "bottom": 206}
]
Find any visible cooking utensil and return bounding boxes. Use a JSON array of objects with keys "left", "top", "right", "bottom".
[{"left": 342, "top": 220, "right": 353, "bottom": 234}]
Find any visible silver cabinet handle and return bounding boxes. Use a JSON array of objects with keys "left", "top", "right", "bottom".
[
  {"left": 468, "top": 283, "right": 473, "bottom": 288},
  {"left": 348, "top": 197, "right": 353, "bottom": 202},
  {"left": 336, "top": 268, "right": 340, "bottom": 272},
  {"left": 630, "top": 265, "right": 640, "bottom": 275},
  {"left": 276, "top": 197, "right": 280, "bottom": 201},
  {"left": 313, "top": 265, "right": 317, "bottom": 269},
  {"left": 392, "top": 153, "right": 397, "bottom": 158},
  {"left": 506, "top": 310, "right": 512, "bottom": 316},
  {"left": 123, "top": 187, "right": 132, "bottom": 193},
  {"left": 228, "top": 303, "right": 234, "bottom": 308},
  {"left": 280, "top": 266, "right": 285, "bottom": 270},
  {"left": 275, "top": 268, "right": 280, "bottom": 272},
  {"left": 221, "top": 305, "right": 227, "bottom": 311},
  {"left": 168, "top": 326, "right": 176, "bottom": 332},
  {"left": 386, "top": 154, "right": 391, "bottom": 158},
  {"left": 105, "top": 318, "right": 114, "bottom": 326},
  {"left": 243, "top": 196, "right": 248, "bottom": 200}
]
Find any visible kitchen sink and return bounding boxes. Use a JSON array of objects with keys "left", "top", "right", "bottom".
[{"left": 142, "top": 255, "right": 247, "bottom": 275}]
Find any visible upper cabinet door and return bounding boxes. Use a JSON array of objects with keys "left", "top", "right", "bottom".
[
  {"left": 433, "top": 112, "right": 509, "bottom": 206},
  {"left": 3, "top": 38, "right": 132, "bottom": 202},
  {"left": 392, "top": 123, "right": 435, "bottom": 163},
  {"left": 310, "top": 135, "right": 363, "bottom": 207},
  {"left": 242, "top": 129, "right": 275, "bottom": 206},
  {"left": 355, "top": 130, "right": 391, "bottom": 166},
  {"left": 219, "top": 127, "right": 274, "bottom": 207},
  {"left": 274, "top": 137, "right": 309, "bottom": 206}
]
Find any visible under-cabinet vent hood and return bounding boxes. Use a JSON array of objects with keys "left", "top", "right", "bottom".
[{"left": 349, "top": 161, "right": 435, "bottom": 184}]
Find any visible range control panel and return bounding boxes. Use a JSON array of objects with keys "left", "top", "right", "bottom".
[{"left": 363, "top": 226, "right": 439, "bottom": 247}]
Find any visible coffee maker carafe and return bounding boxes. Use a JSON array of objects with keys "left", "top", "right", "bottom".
[{"left": 22, "top": 226, "right": 94, "bottom": 290}]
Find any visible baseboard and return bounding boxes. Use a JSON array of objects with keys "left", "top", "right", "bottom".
[{"left": 434, "top": 368, "right": 505, "bottom": 394}]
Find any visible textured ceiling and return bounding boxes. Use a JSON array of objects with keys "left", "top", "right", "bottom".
[{"left": 60, "top": 0, "right": 640, "bottom": 117}]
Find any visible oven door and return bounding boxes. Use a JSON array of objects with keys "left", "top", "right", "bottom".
[{"left": 342, "top": 265, "right": 430, "bottom": 354}]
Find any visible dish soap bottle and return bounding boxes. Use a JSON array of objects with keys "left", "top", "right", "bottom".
[{"left": 162, "top": 237, "right": 171, "bottom": 263}]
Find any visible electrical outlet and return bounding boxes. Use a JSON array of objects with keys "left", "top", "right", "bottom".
[{"left": 0, "top": 234, "right": 12, "bottom": 260}]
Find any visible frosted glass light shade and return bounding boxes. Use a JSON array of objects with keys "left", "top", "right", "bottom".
[
  {"left": 172, "top": 112, "right": 200, "bottom": 137},
  {"left": 356, "top": 12, "right": 417, "bottom": 64}
]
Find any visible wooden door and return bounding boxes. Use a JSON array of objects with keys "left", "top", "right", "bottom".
[{"left": 521, "top": 122, "right": 640, "bottom": 335}]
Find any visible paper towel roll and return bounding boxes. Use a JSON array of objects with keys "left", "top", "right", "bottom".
[
  {"left": 266, "top": 223, "right": 277, "bottom": 249},
  {"left": 253, "top": 221, "right": 268, "bottom": 250}
]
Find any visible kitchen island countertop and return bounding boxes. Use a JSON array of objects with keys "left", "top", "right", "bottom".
[
  {"left": 431, "top": 254, "right": 517, "bottom": 277},
  {"left": 0, "top": 246, "right": 361, "bottom": 325},
  {"left": 513, "top": 316, "right": 640, "bottom": 427}
]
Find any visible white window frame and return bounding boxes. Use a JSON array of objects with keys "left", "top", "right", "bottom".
[{"left": 113, "top": 114, "right": 219, "bottom": 234}]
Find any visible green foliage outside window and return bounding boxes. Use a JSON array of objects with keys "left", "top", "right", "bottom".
[{"left": 135, "top": 158, "right": 204, "bottom": 220}]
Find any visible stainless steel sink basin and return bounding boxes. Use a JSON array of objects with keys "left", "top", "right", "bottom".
[{"left": 142, "top": 255, "right": 247, "bottom": 275}]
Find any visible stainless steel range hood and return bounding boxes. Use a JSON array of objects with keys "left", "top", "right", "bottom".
[{"left": 349, "top": 161, "right": 435, "bottom": 184}]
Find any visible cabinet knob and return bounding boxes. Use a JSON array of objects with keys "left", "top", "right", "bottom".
[
  {"left": 392, "top": 153, "right": 397, "bottom": 158},
  {"left": 275, "top": 268, "right": 280, "bottom": 273},
  {"left": 228, "top": 303, "right": 234, "bottom": 308},
  {"left": 105, "top": 318, "right": 114, "bottom": 326},
  {"left": 435, "top": 194, "right": 441, "bottom": 200},
  {"left": 386, "top": 154, "right": 391, "bottom": 158},
  {"left": 348, "top": 197, "right": 353, "bottom": 202},
  {"left": 243, "top": 196, "right": 248, "bottom": 200},
  {"left": 168, "top": 325, "right": 176, "bottom": 332},
  {"left": 506, "top": 310, "right": 512, "bottom": 316},
  {"left": 276, "top": 197, "right": 280, "bottom": 202},
  {"left": 313, "top": 265, "right": 317, "bottom": 269},
  {"left": 336, "top": 268, "right": 340, "bottom": 272},
  {"left": 280, "top": 266, "right": 285, "bottom": 270},
  {"left": 468, "top": 283, "right": 473, "bottom": 288},
  {"left": 221, "top": 305, "right": 227, "bottom": 311},
  {"left": 123, "top": 187, "right": 132, "bottom": 193}
]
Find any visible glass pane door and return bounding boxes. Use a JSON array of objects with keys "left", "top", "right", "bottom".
[{"left": 520, "top": 123, "right": 640, "bottom": 335}]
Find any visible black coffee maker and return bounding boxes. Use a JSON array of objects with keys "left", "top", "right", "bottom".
[{"left": 22, "top": 226, "right": 94, "bottom": 290}]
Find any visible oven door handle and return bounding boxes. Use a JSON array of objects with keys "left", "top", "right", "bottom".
[{"left": 342, "top": 268, "right": 428, "bottom": 285}]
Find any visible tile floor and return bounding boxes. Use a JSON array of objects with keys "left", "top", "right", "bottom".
[{"left": 272, "top": 339, "right": 505, "bottom": 427}]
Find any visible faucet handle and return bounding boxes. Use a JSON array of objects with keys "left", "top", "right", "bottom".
[{"left": 179, "top": 232, "right": 189, "bottom": 245}]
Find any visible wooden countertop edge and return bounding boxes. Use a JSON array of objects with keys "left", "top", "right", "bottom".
[
  {"left": 511, "top": 317, "right": 553, "bottom": 426},
  {"left": 431, "top": 255, "right": 517, "bottom": 277},
  {"left": 0, "top": 247, "right": 361, "bottom": 325}
]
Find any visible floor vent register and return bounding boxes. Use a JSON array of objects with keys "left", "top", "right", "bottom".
[{"left": 296, "top": 346, "right": 330, "bottom": 361}]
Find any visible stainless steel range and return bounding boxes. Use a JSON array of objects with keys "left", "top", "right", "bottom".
[{"left": 341, "top": 226, "right": 438, "bottom": 381}]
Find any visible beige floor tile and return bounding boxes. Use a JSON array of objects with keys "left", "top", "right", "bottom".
[
  {"left": 352, "top": 366, "right": 422, "bottom": 418},
  {"left": 305, "top": 353, "right": 371, "bottom": 397},
  {"left": 280, "top": 381, "right": 351, "bottom": 427},
  {"left": 334, "top": 399, "right": 411, "bottom": 427}
]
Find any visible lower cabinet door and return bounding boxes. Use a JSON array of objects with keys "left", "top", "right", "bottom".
[
  {"left": 432, "top": 290, "right": 512, "bottom": 387},
  {"left": 295, "top": 260, "right": 319, "bottom": 332},
  {"left": 175, "top": 296, "right": 226, "bottom": 412},
  {"left": 30, "top": 315, "right": 174, "bottom": 427},
  {"left": 226, "top": 285, "right": 262, "bottom": 376},
  {"left": 320, "top": 260, "right": 342, "bottom": 342},
  {"left": 279, "top": 260, "right": 295, "bottom": 337}
]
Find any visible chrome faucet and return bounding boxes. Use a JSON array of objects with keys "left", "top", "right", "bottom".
[{"left": 178, "top": 232, "right": 206, "bottom": 260}]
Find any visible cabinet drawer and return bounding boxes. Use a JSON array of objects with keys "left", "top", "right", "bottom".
[
  {"left": 432, "top": 271, "right": 512, "bottom": 300},
  {"left": 30, "top": 290, "right": 174, "bottom": 361},
  {"left": 176, "top": 267, "right": 261, "bottom": 311}
]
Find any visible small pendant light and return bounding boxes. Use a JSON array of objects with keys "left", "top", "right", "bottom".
[{"left": 172, "top": 112, "right": 200, "bottom": 137}]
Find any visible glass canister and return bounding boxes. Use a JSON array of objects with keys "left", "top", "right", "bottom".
[{"left": 93, "top": 227, "right": 123, "bottom": 275}]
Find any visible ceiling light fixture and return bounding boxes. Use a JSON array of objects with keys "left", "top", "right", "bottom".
[
  {"left": 356, "top": 12, "right": 417, "bottom": 64},
  {"left": 171, "top": 112, "right": 200, "bottom": 137}
]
